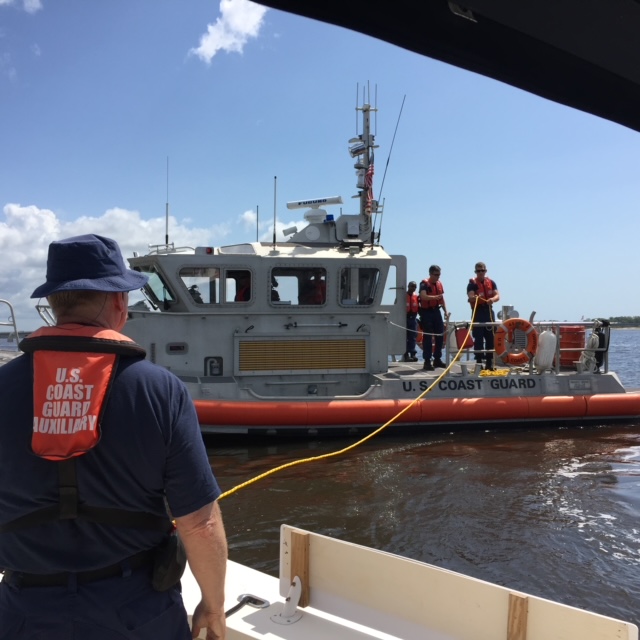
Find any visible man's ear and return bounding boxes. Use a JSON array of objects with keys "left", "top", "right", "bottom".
[{"left": 114, "top": 291, "right": 127, "bottom": 311}]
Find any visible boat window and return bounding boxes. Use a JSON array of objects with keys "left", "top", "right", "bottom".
[
  {"left": 339, "top": 267, "right": 379, "bottom": 306},
  {"left": 134, "top": 266, "right": 176, "bottom": 309},
  {"left": 178, "top": 267, "right": 220, "bottom": 305},
  {"left": 226, "top": 270, "right": 252, "bottom": 303},
  {"left": 270, "top": 268, "right": 327, "bottom": 306}
]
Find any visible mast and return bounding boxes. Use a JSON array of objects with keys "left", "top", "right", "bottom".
[{"left": 350, "top": 101, "right": 378, "bottom": 239}]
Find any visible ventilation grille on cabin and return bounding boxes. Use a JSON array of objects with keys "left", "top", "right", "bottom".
[{"left": 238, "top": 339, "right": 366, "bottom": 371}]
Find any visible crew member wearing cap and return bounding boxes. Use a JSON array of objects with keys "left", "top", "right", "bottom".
[
  {"left": 0, "top": 235, "right": 227, "bottom": 639},
  {"left": 467, "top": 261, "right": 500, "bottom": 370},
  {"left": 419, "top": 265, "right": 450, "bottom": 371}
]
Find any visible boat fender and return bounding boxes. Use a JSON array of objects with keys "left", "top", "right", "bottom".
[
  {"left": 494, "top": 318, "right": 538, "bottom": 366},
  {"left": 534, "top": 330, "right": 556, "bottom": 372}
]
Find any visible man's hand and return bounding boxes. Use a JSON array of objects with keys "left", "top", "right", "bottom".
[{"left": 191, "top": 601, "right": 226, "bottom": 639}]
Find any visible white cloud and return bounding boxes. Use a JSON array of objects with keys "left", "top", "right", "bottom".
[
  {"left": 0, "top": 0, "right": 43, "bottom": 12},
  {"left": 190, "top": 0, "right": 268, "bottom": 64},
  {"left": 238, "top": 208, "right": 304, "bottom": 242},
  {"left": 239, "top": 208, "right": 257, "bottom": 229},
  {"left": 23, "top": 0, "right": 42, "bottom": 13},
  {"left": 0, "top": 52, "right": 16, "bottom": 80}
]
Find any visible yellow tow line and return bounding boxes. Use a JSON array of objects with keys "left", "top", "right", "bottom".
[{"left": 218, "top": 299, "right": 488, "bottom": 501}]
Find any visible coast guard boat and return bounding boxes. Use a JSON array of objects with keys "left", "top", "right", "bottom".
[{"left": 117, "top": 99, "right": 640, "bottom": 436}]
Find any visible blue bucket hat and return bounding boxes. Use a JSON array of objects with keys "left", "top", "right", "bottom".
[{"left": 31, "top": 234, "right": 148, "bottom": 299}]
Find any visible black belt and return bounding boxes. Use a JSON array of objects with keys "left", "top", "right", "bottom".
[{"left": 1, "top": 548, "right": 156, "bottom": 588}]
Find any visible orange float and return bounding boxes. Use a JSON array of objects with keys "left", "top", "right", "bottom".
[
  {"left": 494, "top": 318, "right": 538, "bottom": 366},
  {"left": 192, "top": 393, "right": 640, "bottom": 432}
]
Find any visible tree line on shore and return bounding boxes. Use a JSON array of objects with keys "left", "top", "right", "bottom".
[{"left": 587, "top": 316, "right": 640, "bottom": 326}]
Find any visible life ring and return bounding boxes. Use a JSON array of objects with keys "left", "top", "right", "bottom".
[{"left": 494, "top": 318, "right": 538, "bottom": 366}]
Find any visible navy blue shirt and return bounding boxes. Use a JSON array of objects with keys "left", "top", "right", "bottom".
[{"left": 0, "top": 349, "right": 220, "bottom": 574}]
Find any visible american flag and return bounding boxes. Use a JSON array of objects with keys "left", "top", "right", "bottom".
[{"left": 364, "top": 152, "right": 374, "bottom": 214}]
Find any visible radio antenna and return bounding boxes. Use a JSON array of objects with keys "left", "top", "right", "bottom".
[
  {"left": 165, "top": 157, "right": 170, "bottom": 246},
  {"left": 256, "top": 205, "right": 259, "bottom": 242},
  {"left": 377, "top": 94, "right": 405, "bottom": 203},
  {"left": 375, "top": 95, "right": 406, "bottom": 245},
  {"left": 355, "top": 83, "right": 359, "bottom": 133},
  {"left": 272, "top": 176, "right": 277, "bottom": 249}
]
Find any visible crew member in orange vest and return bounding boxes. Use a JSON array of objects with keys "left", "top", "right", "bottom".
[
  {"left": 235, "top": 272, "right": 251, "bottom": 301},
  {"left": 300, "top": 269, "right": 326, "bottom": 304},
  {"left": 419, "top": 265, "right": 450, "bottom": 371},
  {"left": 467, "top": 260, "right": 500, "bottom": 370},
  {"left": 404, "top": 281, "right": 419, "bottom": 361}
]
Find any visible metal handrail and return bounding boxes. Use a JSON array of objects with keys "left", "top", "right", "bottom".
[
  {"left": 0, "top": 299, "right": 19, "bottom": 341},
  {"left": 444, "top": 318, "right": 611, "bottom": 373}
]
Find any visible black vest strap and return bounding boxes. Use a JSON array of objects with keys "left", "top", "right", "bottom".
[{"left": 0, "top": 459, "right": 170, "bottom": 534}]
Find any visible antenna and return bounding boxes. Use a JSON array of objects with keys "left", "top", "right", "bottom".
[
  {"left": 375, "top": 94, "right": 406, "bottom": 246},
  {"left": 256, "top": 205, "right": 259, "bottom": 242},
  {"left": 374, "top": 84, "right": 378, "bottom": 135},
  {"left": 355, "top": 83, "right": 359, "bottom": 134},
  {"left": 272, "top": 176, "right": 277, "bottom": 249},
  {"left": 165, "top": 157, "right": 169, "bottom": 246},
  {"left": 377, "top": 94, "right": 405, "bottom": 205}
]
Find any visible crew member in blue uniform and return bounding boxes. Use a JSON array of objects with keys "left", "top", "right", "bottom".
[
  {"left": 419, "top": 265, "right": 449, "bottom": 371},
  {"left": 467, "top": 261, "right": 500, "bottom": 370},
  {"left": 0, "top": 234, "right": 228, "bottom": 640}
]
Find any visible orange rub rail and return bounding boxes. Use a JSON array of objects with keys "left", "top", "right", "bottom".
[{"left": 194, "top": 393, "right": 640, "bottom": 428}]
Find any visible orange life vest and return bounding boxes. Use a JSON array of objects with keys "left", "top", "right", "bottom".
[
  {"left": 235, "top": 285, "right": 251, "bottom": 302},
  {"left": 420, "top": 279, "right": 444, "bottom": 309},
  {"left": 469, "top": 277, "right": 496, "bottom": 306},
  {"left": 0, "top": 325, "right": 169, "bottom": 536},
  {"left": 302, "top": 278, "right": 326, "bottom": 304},
  {"left": 406, "top": 292, "right": 419, "bottom": 314},
  {"left": 21, "top": 324, "right": 145, "bottom": 461}
]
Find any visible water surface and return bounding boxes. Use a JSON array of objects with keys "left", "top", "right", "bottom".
[{"left": 208, "top": 329, "right": 640, "bottom": 626}]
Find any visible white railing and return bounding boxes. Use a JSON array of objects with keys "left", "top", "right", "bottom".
[{"left": 0, "top": 299, "right": 19, "bottom": 341}]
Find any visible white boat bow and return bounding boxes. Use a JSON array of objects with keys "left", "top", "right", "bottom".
[{"left": 183, "top": 525, "right": 638, "bottom": 640}]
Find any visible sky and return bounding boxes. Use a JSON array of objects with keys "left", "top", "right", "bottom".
[{"left": 1, "top": 0, "right": 639, "bottom": 331}]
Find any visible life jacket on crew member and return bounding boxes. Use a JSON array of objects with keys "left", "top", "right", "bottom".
[
  {"left": 0, "top": 325, "right": 171, "bottom": 535},
  {"left": 310, "top": 280, "right": 326, "bottom": 304},
  {"left": 235, "top": 285, "right": 251, "bottom": 301},
  {"left": 406, "top": 292, "right": 419, "bottom": 314},
  {"left": 420, "top": 279, "right": 444, "bottom": 309},
  {"left": 469, "top": 277, "right": 495, "bottom": 306},
  {"left": 301, "top": 277, "right": 326, "bottom": 304}
]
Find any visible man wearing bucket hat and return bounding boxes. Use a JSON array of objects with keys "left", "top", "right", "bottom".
[{"left": 0, "top": 235, "right": 227, "bottom": 639}]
